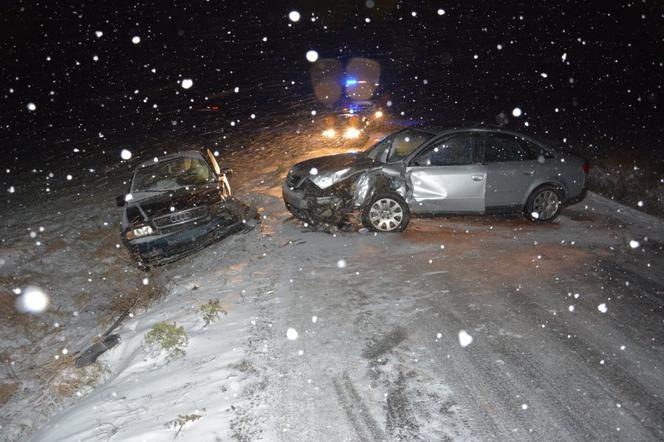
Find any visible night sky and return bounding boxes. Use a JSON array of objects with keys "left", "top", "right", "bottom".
[{"left": 1, "top": 0, "right": 662, "bottom": 171}]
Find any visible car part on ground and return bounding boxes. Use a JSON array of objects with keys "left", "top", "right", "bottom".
[
  {"left": 283, "top": 126, "right": 587, "bottom": 232},
  {"left": 117, "top": 149, "right": 257, "bottom": 266}
]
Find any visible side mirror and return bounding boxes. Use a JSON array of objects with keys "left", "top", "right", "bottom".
[
  {"left": 219, "top": 167, "right": 233, "bottom": 176},
  {"left": 115, "top": 195, "right": 126, "bottom": 207}
]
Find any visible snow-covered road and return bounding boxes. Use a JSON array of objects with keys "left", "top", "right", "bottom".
[{"left": 5, "top": 128, "right": 664, "bottom": 441}]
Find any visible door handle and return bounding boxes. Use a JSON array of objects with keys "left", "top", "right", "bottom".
[
  {"left": 523, "top": 170, "right": 535, "bottom": 176},
  {"left": 471, "top": 175, "right": 484, "bottom": 181}
]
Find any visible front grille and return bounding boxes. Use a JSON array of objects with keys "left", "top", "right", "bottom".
[
  {"left": 300, "top": 179, "right": 326, "bottom": 197},
  {"left": 153, "top": 206, "right": 208, "bottom": 228}
]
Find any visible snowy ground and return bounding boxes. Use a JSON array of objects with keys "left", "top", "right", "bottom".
[{"left": 2, "top": 125, "right": 664, "bottom": 441}]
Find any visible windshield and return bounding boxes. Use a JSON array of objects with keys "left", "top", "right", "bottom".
[
  {"left": 365, "top": 129, "right": 433, "bottom": 163},
  {"left": 131, "top": 157, "right": 214, "bottom": 192}
]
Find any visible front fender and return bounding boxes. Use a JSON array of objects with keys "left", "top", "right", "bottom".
[{"left": 352, "top": 169, "right": 407, "bottom": 207}]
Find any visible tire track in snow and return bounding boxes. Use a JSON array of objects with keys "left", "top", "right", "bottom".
[{"left": 333, "top": 372, "right": 385, "bottom": 442}]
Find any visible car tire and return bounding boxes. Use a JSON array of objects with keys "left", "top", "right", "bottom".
[
  {"left": 524, "top": 185, "right": 563, "bottom": 222},
  {"left": 362, "top": 193, "right": 410, "bottom": 232}
]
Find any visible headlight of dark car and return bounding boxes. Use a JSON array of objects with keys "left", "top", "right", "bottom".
[{"left": 126, "top": 225, "right": 154, "bottom": 240}]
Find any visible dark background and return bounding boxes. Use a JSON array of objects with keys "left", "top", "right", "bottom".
[{"left": 1, "top": 0, "right": 662, "bottom": 172}]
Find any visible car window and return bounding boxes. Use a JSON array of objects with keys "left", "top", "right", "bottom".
[
  {"left": 412, "top": 134, "right": 474, "bottom": 166},
  {"left": 365, "top": 133, "right": 393, "bottom": 163},
  {"left": 517, "top": 137, "right": 554, "bottom": 160},
  {"left": 385, "top": 129, "right": 434, "bottom": 163},
  {"left": 365, "top": 129, "right": 433, "bottom": 163},
  {"left": 131, "top": 157, "right": 214, "bottom": 192},
  {"left": 484, "top": 133, "right": 531, "bottom": 162}
]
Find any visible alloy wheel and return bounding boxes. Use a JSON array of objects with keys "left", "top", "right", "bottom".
[
  {"left": 532, "top": 190, "right": 560, "bottom": 220},
  {"left": 369, "top": 198, "right": 404, "bottom": 231}
]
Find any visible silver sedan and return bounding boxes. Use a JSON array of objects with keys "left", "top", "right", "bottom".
[{"left": 283, "top": 127, "right": 588, "bottom": 232}]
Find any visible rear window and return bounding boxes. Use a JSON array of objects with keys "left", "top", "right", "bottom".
[
  {"left": 484, "top": 133, "right": 531, "bottom": 162},
  {"left": 517, "top": 137, "right": 555, "bottom": 160}
]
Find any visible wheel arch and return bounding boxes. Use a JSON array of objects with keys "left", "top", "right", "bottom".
[{"left": 521, "top": 180, "right": 567, "bottom": 207}]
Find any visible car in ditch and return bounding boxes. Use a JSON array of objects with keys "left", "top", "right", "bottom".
[
  {"left": 116, "top": 149, "right": 253, "bottom": 266},
  {"left": 282, "top": 126, "right": 588, "bottom": 232}
]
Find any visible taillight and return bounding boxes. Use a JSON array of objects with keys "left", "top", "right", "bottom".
[{"left": 582, "top": 160, "right": 589, "bottom": 175}]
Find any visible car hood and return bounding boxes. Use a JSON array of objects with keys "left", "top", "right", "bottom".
[
  {"left": 290, "top": 153, "right": 375, "bottom": 189},
  {"left": 126, "top": 186, "right": 222, "bottom": 225}
]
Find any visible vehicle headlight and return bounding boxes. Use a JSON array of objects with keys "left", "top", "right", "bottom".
[
  {"left": 309, "top": 174, "right": 336, "bottom": 189},
  {"left": 131, "top": 225, "right": 154, "bottom": 239},
  {"left": 309, "top": 167, "right": 351, "bottom": 190},
  {"left": 322, "top": 128, "right": 337, "bottom": 138},
  {"left": 344, "top": 127, "right": 361, "bottom": 139}
]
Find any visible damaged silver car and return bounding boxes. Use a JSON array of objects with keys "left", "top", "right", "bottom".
[{"left": 282, "top": 126, "right": 588, "bottom": 232}]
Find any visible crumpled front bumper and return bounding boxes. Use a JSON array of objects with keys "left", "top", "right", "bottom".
[
  {"left": 124, "top": 200, "right": 254, "bottom": 266},
  {"left": 126, "top": 216, "right": 244, "bottom": 265},
  {"left": 282, "top": 182, "right": 309, "bottom": 210},
  {"left": 282, "top": 181, "right": 352, "bottom": 226}
]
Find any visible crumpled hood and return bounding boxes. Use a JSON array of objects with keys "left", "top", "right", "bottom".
[
  {"left": 290, "top": 153, "right": 375, "bottom": 189},
  {"left": 125, "top": 186, "right": 222, "bottom": 225}
]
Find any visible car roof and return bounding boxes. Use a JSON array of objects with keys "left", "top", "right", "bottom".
[
  {"left": 135, "top": 150, "right": 205, "bottom": 169},
  {"left": 416, "top": 125, "right": 531, "bottom": 138}
]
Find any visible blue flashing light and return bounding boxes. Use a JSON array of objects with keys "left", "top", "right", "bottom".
[{"left": 345, "top": 78, "right": 358, "bottom": 86}]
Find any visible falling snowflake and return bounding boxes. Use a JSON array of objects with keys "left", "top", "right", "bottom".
[
  {"left": 629, "top": 240, "right": 640, "bottom": 249},
  {"left": 437, "top": 8, "right": 445, "bottom": 15},
  {"left": 95, "top": 30, "right": 103, "bottom": 38},
  {"left": 458, "top": 330, "right": 473, "bottom": 347},
  {"left": 26, "top": 102, "right": 36, "bottom": 111},
  {"left": 181, "top": 78, "right": 193, "bottom": 89},
  {"left": 336, "top": 259, "right": 347, "bottom": 268},
  {"left": 131, "top": 36, "right": 141, "bottom": 44},
  {"left": 309, "top": 167, "right": 318, "bottom": 175},
  {"left": 120, "top": 149, "right": 132, "bottom": 160},
  {"left": 306, "top": 50, "right": 319, "bottom": 62},
  {"left": 286, "top": 327, "right": 298, "bottom": 340},
  {"left": 15, "top": 286, "right": 50, "bottom": 314},
  {"left": 512, "top": 107, "right": 522, "bottom": 117},
  {"left": 598, "top": 303, "right": 608, "bottom": 313},
  {"left": 288, "top": 10, "right": 300, "bottom": 22}
]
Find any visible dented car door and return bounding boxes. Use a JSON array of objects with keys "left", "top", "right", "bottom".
[{"left": 405, "top": 133, "right": 486, "bottom": 213}]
